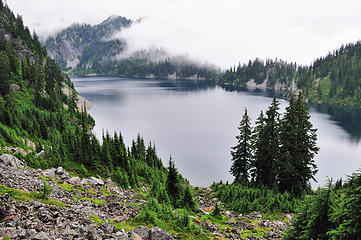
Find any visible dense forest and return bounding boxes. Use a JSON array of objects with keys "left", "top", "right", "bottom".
[
  {"left": 0, "top": 1, "right": 198, "bottom": 233},
  {"left": 220, "top": 42, "right": 361, "bottom": 106},
  {"left": 45, "top": 17, "right": 219, "bottom": 80}
]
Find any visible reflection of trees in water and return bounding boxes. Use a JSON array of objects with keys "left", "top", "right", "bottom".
[
  {"left": 309, "top": 103, "right": 361, "bottom": 143},
  {"left": 155, "top": 79, "right": 216, "bottom": 92},
  {"left": 222, "top": 85, "right": 284, "bottom": 98}
]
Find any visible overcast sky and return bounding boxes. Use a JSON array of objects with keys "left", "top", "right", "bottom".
[{"left": 6, "top": 0, "right": 361, "bottom": 68}]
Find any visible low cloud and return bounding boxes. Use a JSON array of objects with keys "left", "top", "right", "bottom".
[{"left": 7, "top": 0, "right": 361, "bottom": 69}]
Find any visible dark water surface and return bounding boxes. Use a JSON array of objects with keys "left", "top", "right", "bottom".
[{"left": 72, "top": 76, "right": 361, "bottom": 187}]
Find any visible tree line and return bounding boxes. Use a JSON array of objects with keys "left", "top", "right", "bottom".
[{"left": 220, "top": 41, "right": 361, "bottom": 106}]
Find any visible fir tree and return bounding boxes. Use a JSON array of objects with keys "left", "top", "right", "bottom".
[
  {"left": 230, "top": 108, "right": 252, "bottom": 183},
  {"left": 166, "top": 156, "right": 180, "bottom": 206},
  {"left": 254, "top": 98, "right": 281, "bottom": 187},
  {"left": 279, "top": 93, "right": 318, "bottom": 195},
  {"left": 250, "top": 110, "right": 265, "bottom": 184}
]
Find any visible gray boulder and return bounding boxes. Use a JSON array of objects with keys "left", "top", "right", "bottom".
[
  {"left": 55, "top": 166, "right": 65, "bottom": 175},
  {"left": 150, "top": 227, "right": 175, "bottom": 240},
  {"left": 55, "top": 166, "right": 69, "bottom": 179},
  {"left": 68, "top": 176, "right": 81, "bottom": 185},
  {"left": 89, "top": 176, "right": 104, "bottom": 186},
  {"left": 36, "top": 150, "right": 46, "bottom": 159},
  {"left": 42, "top": 168, "right": 56, "bottom": 178},
  {"left": 80, "top": 178, "right": 90, "bottom": 185},
  {"left": 0, "top": 154, "right": 22, "bottom": 168},
  {"left": 131, "top": 226, "right": 150, "bottom": 239}
]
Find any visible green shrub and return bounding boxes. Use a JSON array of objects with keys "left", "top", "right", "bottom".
[
  {"left": 39, "top": 181, "right": 53, "bottom": 200},
  {"left": 212, "top": 182, "right": 300, "bottom": 214}
]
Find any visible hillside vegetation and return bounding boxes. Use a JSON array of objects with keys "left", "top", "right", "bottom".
[{"left": 221, "top": 42, "right": 361, "bottom": 106}]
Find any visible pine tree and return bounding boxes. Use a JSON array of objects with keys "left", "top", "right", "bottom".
[{"left": 230, "top": 108, "right": 252, "bottom": 183}]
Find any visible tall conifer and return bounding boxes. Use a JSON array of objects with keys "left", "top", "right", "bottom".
[{"left": 230, "top": 108, "right": 252, "bottom": 183}]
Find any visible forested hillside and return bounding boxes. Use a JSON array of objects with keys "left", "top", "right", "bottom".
[
  {"left": 45, "top": 15, "right": 131, "bottom": 71},
  {"left": 221, "top": 42, "right": 361, "bottom": 106},
  {"left": 0, "top": 0, "right": 198, "bottom": 212},
  {"left": 45, "top": 17, "right": 219, "bottom": 80}
]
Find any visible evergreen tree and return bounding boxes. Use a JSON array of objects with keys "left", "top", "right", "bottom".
[
  {"left": 279, "top": 93, "right": 318, "bottom": 195},
  {"left": 166, "top": 156, "right": 180, "bottom": 206},
  {"left": 294, "top": 93, "right": 318, "bottom": 191},
  {"left": 0, "top": 51, "right": 10, "bottom": 97},
  {"left": 328, "top": 173, "right": 361, "bottom": 239},
  {"left": 230, "top": 108, "right": 252, "bottom": 183},
  {"left": 250, "top": 111, "right": 265, "bottom": 183},
  {"left": 253, "top": 98, "right": 281, "bottom": 187}
]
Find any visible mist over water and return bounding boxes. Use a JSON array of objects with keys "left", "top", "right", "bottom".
[{"left": 73, "top": 76, "right": 361, "bottom": 187}]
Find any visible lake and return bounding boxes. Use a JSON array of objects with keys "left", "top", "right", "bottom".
[{"left": 72, "top": 76, "right": 361, "bottom": 187}]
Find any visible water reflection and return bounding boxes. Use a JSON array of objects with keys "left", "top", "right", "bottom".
[{"left": 309, "top": 103, "right": 361, "bottom": 143}]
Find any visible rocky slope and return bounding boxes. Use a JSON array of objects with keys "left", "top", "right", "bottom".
[
  {"left": 0, "top": 153, "right": 291, "bottom": 240},
  {"left": 45, "top": 16, "right": 131, "bottom": 70}
]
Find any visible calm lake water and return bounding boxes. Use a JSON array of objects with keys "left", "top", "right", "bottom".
[{"left": 72, "top": 76, "right": 361, "bottom": 187}]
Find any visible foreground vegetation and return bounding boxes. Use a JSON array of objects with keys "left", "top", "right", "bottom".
[{"left": 284, "top": 173, "right": 361, "bottom": 240}]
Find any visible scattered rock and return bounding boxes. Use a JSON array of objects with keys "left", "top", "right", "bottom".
[
  {"left": 0, "top": 152, "right": 290, "bottom": 240},
  {"left": 131, "top": 226, "right": 150, "bottom": 239},
  {"left": 0, "top": 154, "right": 22, "bottom": 168},
  {"left": 36, "top": 150, "right": 46, "bottom": 159},
  {"left": 130, "top": 232, "right": 142, "bottom": 240},
  {"left": 55, "top": 166, "right": 65, "bottom": 175},
  {"left": 68, "top": 176, "right": 81, "bottom": 185},
  {"left": 89, "top": 176, "right": 104, "bottom": 186},
  {"left": 30, "top": 231, "right": 50, "bottom": 240},
  {"left": 204, "top": 205, "right": 214, "bottom": 212},
  {"left": 42, "top": 168, "right": 56, "bottom": 178},
  {"left": 150, "top": 227, "right": 175, "bottom": 240}
]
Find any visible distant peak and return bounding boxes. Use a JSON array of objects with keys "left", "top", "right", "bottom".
[{"left": 105, "top": 15, "right": 120, "bottom": 21}]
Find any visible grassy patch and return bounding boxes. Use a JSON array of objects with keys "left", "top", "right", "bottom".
[
  {"left": 239, "top": 226, "right": 269, "bottom": 239},
  {"left": 121, "top": 201, "right": 141, "bottom": 208},
  {"left": 73, "top": 195, "right": 105, "bottom": 205},
  {"left": 111, "top": 219, "right": 144, "bottom": 232},
  {"left": 0, "top": 184, "right": 65, "bottom": 207},
  {"left": 90, "top": 214, "right": 106, "bottom": 225},
  {"left": 57, "top": 183, "right": 82, "bottom": 192},
  {"left": 38, "top": 174, "right": 53, "bottom": 182},
  {"left": 56, "top": 182, "right": 96, "bottom": 195},
  {"left": 99, "top": 188, "right": 111, "bottom": 197}
]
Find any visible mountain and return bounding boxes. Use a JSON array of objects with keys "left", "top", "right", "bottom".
[
  {"left": 45, "top": 16, "right": 219, "bottom": 80},
  {"left": 45, "top": 15, "right": 131, "bottom": 71},
  {"left": 220, "top": 41, "right": 361, "bottom": 106}
]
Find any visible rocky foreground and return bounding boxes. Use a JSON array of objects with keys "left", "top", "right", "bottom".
[{"left": 0, "top": 154, "right": 290, "bottom": 240}]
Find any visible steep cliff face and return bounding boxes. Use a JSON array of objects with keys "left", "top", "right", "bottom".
[{"left": 45, "top": 16, "right": 131, "bottom": 70}]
